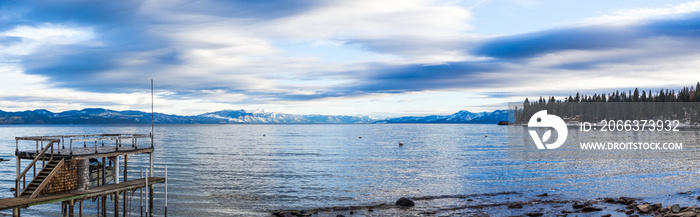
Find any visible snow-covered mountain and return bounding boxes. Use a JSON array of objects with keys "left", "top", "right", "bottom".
[
  {"left": 198, "top": 109, "right": 379, "bottom": 123},
  {"left": 381, "top": 110, "right": 508, "bottom": 123},
  {"left": 0, "top": 108, "right": 507, "bottom": 124}
]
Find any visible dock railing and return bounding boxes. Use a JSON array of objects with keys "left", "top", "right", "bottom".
[
  {"left": 14, "top": 139, "right": 58, "bottom": 197},
  {"left": 16, "top": 134, "right": 151, "bottom": 157}
]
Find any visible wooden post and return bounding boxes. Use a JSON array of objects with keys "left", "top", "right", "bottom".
[
  {"left": 102, "top": 157, "right": 106, "bottom": 186},
  {"left": 69, "top": 200, "right": 74, "bottom": 217},
  {"left": 149, "top": 185, "right": 154, "bottom": 217},
  {"left": 124, "top": 155, "right": 128, "bottom": 181},
  {"left": 102, "top": 196, "right": 107, "bottom": 217},
  {"left": 114, "top": 192, "right": 119, "bottom": 217},
  {"left": 12, "top": 208, "right": 19, "bottom": 217},
  {"left": 61, "top": 201, "right": 66, "bottom": 217},
  {"left": 79, "top": 200, "right": 83, "bottom": 217}
]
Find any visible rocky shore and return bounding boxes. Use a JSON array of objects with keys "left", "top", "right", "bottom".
[{"left": 272, "top": 192, "right": 700, "bottom": 217}]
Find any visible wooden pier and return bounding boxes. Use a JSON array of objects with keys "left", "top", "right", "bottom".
[{"left": 0, "top": 134, "right": 166, "bottom": 217}]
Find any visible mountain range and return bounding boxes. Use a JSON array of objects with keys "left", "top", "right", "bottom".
[{"left": 0, "top": 108, "right": 507, "bottom": 124}]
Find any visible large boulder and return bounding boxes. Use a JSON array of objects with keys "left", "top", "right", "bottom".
[{"left": 395, "top": 197, "right": 415, "bottom": 207}]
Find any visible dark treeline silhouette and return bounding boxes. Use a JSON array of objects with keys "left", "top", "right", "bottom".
[{"left": 514, "top": 82, "right": 700, "bottom": 124}]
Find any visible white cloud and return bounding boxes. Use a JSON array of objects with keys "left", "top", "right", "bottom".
[
  {"left": 0, "top": 24, "right": 95, "bottom": 56},
  {"left": 585, "top": 1, "right": 700, "bottom": 25}
]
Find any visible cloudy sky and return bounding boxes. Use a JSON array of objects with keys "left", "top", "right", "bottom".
[{"left": 2, "top": 0, "right": 700, "bottom": 116}]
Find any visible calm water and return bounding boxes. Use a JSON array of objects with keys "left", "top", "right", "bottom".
[{"left": 1, "top": 124, "right": 700, "bottom": 216}]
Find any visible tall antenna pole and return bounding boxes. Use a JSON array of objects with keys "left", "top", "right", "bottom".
[{"left": 151, "top": 79, "right": 154, "bottom": 148}]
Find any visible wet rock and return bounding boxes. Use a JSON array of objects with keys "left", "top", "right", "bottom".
[
  {"left": 680, "top": 205, "right": 696, "bottom": 212},
  {"left": 395, "top": 197, "right": 415, "bottom": 207},
  {"left": 682, "top": 211, "right": 697, "bottom": 217},
  {"left": 626, "top": 203, "right": 638, "bottom": 209},
  {"left": 525, "top": 212, "right": 543, "bottom": 216},
  {"left": 467, "top": 198, "right": 473, "bottom": 201},
  {"left": 507, "top": 203, "right": 523, "bottom": 209},
  {"left": 618, "top": 197, "right": 636, "bottom": 205},
  {"left": 367, "top": 209, "right": 373, "bottom": 212},
  {"left": 671, "top": 204, "right": 681, "bottom": 213},
  {"left": 601, "top": 214, "right": 612, "bottom": 217},
  {"left": 336, "top": 215, "right": 345, "bottom": 217},
  {"left": 602, "top": 198, "right": 615, "bottom": 203},
  {"left": 581, "top": 206, "right": 603, "bottom": 212},
  {"left": 651, "top": 203, "right": 662, "bottom": 211},
  {"left": 561, "top": 210, "right": 575, "bottom": 214},
  {"left": 625, "top": 210, "right": 634, "bottom": 215},
  {"left": 537, "top": 193, "right": 548, "bottom": 197},
  {"left": 573, "top": 202, "right": 585, "bottom": 209},
  {"left": 697, "top": 195, "right": 700, "bottom": 200},
  {"left": 666, "top": 211, "right": 697, "bottom": 217},
  {"left": 276, "top": 212, "right": 294, "bottom": 217},
  {"left": 637, "top": 204, "right": 650, "bottom": 213}
]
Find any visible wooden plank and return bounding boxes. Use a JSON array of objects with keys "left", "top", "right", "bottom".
[{"left": 0, "top": 177, "right": 165, "bottom": 210}]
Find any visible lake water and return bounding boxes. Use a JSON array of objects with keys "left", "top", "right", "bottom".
[{"left": 1, "top": 124, "right": 700, "bottom": 216}]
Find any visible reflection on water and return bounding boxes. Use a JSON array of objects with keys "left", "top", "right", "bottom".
[{"left": 0, "top": 124, "right": 699, "bottom": 216}]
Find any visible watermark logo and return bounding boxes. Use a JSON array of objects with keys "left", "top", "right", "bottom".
[{"left": 528, "top": 110, "right": 568, "bottom": 149}]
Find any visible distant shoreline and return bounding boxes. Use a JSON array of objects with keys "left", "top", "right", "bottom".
[{"left": 0, "top": 108, "right": 507, "bottom": 124}]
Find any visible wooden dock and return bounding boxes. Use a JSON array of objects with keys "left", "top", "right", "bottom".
[
  {"left": 16, "top": 146, "right": 154, "bottom": 160},
  {"left": 0, "top": 177, "right": 164, "bottom": 210},
  {"left": 6, "top": 134, "right": 165, "bottom": 217}
]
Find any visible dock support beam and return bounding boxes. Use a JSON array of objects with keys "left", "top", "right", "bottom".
[
  {"left": 69, "top": 200, "right": 74, "bottom": 217},
  {"left": 149, "top": 185, "right": 154, "bottom": 217},
  {"left": 80, "top": 200, "right": 83, "bottom": 217},
  {"left": 114, "top": 192, "right": 119, "bottom": 217},
  {"left": 101, "top": 196, "right": 106, "bottom": 217}
]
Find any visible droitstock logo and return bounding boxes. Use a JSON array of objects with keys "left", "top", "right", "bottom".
[{"left": 528, "top": 110, "right": 568, "bottom": 149}]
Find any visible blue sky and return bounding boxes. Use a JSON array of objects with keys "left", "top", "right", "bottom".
[{"left": 2, "top": 0, "right": 700, "bottom": 116}]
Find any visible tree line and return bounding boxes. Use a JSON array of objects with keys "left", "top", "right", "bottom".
[{"left": 514, "top": 82, "right": 700, "bottom": 124}]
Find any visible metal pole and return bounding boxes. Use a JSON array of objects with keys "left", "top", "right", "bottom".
[
  {"left": 140, "top": 168, "right": 143, "bottom": 217},
  {"left": 151, "top": 79, "right": 154, "bottom": 149},
  {"left": 15, "top": 155, "right": 20, "bottom": 197},
  {"left": 123, "top": 155, "right": 127, "bottom": 217},
  {"left": 165, "top": 165, "right": 168, "bottom": 217},
  {"left": 115, "top": 156, "right": 120, "bottom": 184},
  {"left": 149, "top": 153, "right": 153, "bottom": 177},
  {"left": 145, "top": 168, "right": 149, "bottom": 217}
]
